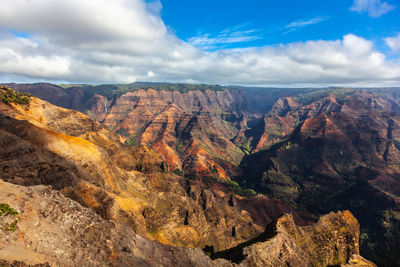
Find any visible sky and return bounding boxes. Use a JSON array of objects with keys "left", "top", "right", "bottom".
[{"left": 0, "top": 0, "right": 399, "bottom": 87}]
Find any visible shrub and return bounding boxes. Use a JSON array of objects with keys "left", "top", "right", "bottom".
[
  {"left": 4, "top": 220, "right": 18, "bottom": 232},
  {"left": 0, "top": 202, "right": 19, "bottom": 232},
  {"left": 241, "top": 139, "right": 252, "bottom": 155},
  {"left": 0, "top": 203, "right": 19, "bottom": 216},
  {"left": 0, "top": 86, "right": 31, "bottom": 106}
]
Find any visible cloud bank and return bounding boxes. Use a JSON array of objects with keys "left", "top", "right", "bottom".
[{"left": 0, "top": 0, "right": 399, "bottom": 86}]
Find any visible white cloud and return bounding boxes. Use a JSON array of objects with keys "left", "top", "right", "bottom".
[
  {"left": 284, "top": 17, "right": 328, "bottom": 32},
  {"left": 386, "top": 33, "right": 400, "bottom": 52},
  {"left": 188, "top": 25, "right": 261, "bottom": 49},
  {"left": 0, "top": 0, "right": 399, "bottom": 86},
  {"left": 0, "top": 36, "right": 70, "bottom": 78},
  {"left": 350, "top": 0, "right": 395, "bottom": 17}
]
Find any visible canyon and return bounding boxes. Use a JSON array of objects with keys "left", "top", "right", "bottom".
[{"left": 3, "top": 83, "right": 399, "bottom": 265}]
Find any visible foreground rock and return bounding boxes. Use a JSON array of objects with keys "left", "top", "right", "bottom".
[
  {"left": 0, "top": 180, "right": 373, "bottom": 266},
  {"left": 0, "top": 180, "right": 228, "bottom": 267},
  {"left": 211, "top": 210, "right": 375, "bottom": 267},
  {"left": 240, "top": 211, "right": 376, "bottom": 266}
]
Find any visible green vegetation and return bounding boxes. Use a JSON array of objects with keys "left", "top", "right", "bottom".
[
  {"left": 222, "top": 120, "right": 236, "bottom": 132},
  {"left": 217, "top": 178, "right": 258, "bottom": 197},
  {"left": 175, "top": 142, "right": 184, "bottom": 153},
  {"left": 241, "top": 138, "right": 252, "bottom": 155},
  {"left": 126, "top": 134, "right": 138, "bottom": 146},
  {"left": 260, "top": 169, "right": 299, "bottom": 206},
  {"left": 184, "top": 173, "right": 197, "bottom": 180},
  {"left": 4, "top": 220, "right": 18, "bottom": 232},
  {"left": 126, "top": 82, "right": 228, "bottom": 92},
  {"left": 0, "top": 203, "right": 19, "bottom": 232},
  {"left": 0, "top": 203, "right": 19, "bottom": 216},
  {"left": 357, "top": 209, "right": 400, "bottom": 267},
  {"left": 60, "top": 82, "right": 231, "bottom": 104},
  {"left": 285, "top": 141, "right": 291, "bottom": 150},
  {"left": 125, "top": 129, "right": 145, "bottom": 146},
  {"left": 172, "top": 169, "right": 185, "bottom": 176},
  {"left": 116, "top": 127, "right": 130, "bottom": 137},
  {"left": 295, "top": 87, "right": 355, "bottom": 105},
  {"left": 0, "top": 86, "right": 31, "bottom": 106}
]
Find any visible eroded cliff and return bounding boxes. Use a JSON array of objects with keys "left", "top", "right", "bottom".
[
  {"left": 2, "top": 84, "right": 390, "bottom": 265},
  {"left": 0, "top": 87, "right": 312, "bottom": 253}
]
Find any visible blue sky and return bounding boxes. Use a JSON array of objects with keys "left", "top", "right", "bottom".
[
  {"left": 0, "top": 0, "right": 399, "bottom": 86},
  {"left": 160, "top": 0, "right": 399, "bottom": 51}
]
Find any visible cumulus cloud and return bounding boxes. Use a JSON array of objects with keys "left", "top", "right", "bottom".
[
  {"left": 0, "top": 0, "right": 399, "bottom": 86},
  {"left": 350, "top": 0, "right": 395, "bottom": 17},
  {"left": 386, "top": 33, "right": 400, "bottom": 52}
]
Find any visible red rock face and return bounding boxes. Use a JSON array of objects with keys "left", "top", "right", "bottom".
[
  {"left": 244, "top": 92, "right": 400, "bottom": 194},
  {"left": 87, "top": 89, "right": 259, "bottom": 180},
  {"left": 86, "top": 94, "right": 108, "bottom": 121},
  {"left": 239, "top": 91, "right": 400, "bottom": 266},
  {"left": 4, "top": 84, "right": 295, "bottom": 181},
  {"left": 253, "top": 95, "right": 343, "bottom": 151}
]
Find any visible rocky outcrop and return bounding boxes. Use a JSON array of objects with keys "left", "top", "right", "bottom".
[
  {"left": 239, "top": 211, "right": 373, "bottom": 266},
  {"left": 211, "top": 211, "right": 375, "bottom": 267}
]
